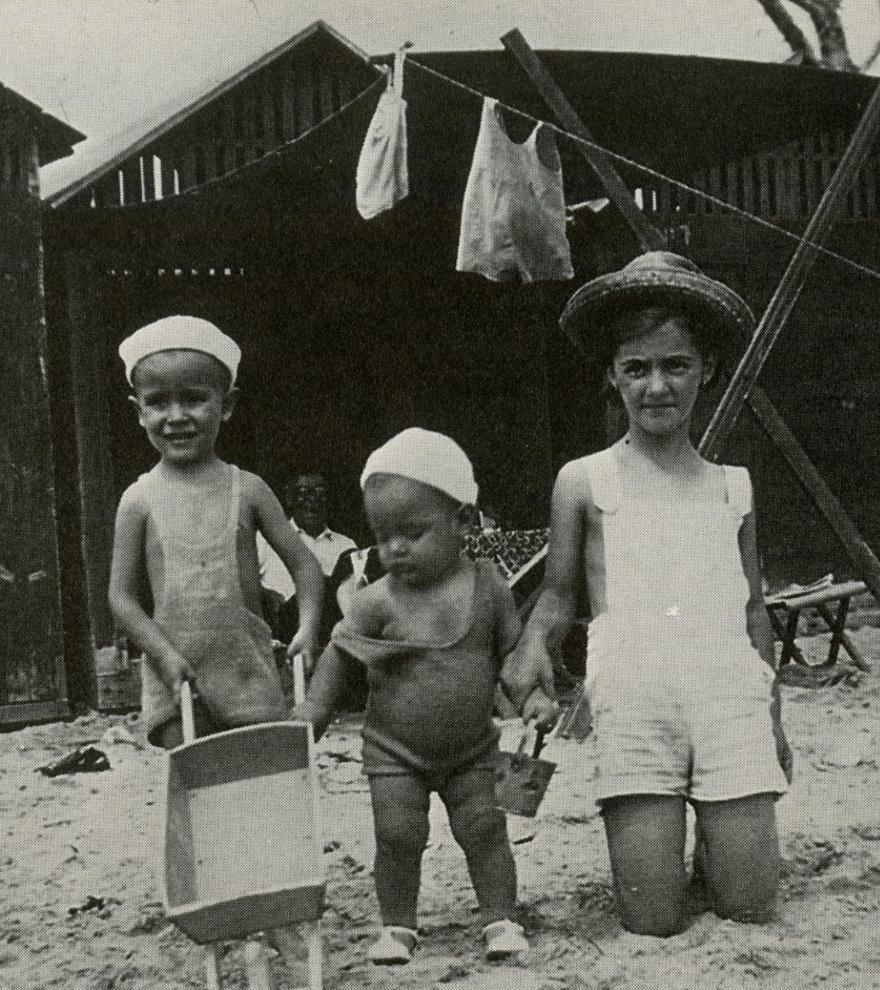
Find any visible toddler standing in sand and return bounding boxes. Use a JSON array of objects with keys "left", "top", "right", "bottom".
[
  {"left": 294, "top": 428, "right": 554, "bottom": 964},
  {"left": 504, "top": 253, "right": 791, "bottom": 936},
  {"left": 108, "top": 315, "right": 325, "bottom": 749}
]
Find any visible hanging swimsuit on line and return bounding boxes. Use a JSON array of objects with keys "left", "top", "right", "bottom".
[
  {"left": 457, "top": 97, "right": 574, "bottom": 283},
  {"left": 582, "top": 446, "right": 788, "bottom": 803}
]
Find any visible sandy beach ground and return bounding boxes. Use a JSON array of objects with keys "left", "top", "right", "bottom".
[{"left": 2, "top": 630, "right": 879, "bottom": 990}]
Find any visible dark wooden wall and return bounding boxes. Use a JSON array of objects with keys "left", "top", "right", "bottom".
[{"left": 0, "top": 97, "right": 68, "bottom": 724}]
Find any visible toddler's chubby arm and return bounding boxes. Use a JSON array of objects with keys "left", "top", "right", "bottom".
[
  {"left": 108, "top": 487, "right": 195, "bottom": 699},
  {"left": 291, "top": 584, "right": 385, "bottom": 738},
  {"left": 290, "top": 643, "right": 348, "bottom": 739},
  {"left": 739, "top": 500, "right": 794, "bottom": 783},
  {"left": 486, "top": 562, "right": 560, "bottom": 731},
  {"left": 247, "top": 472, "right": 325, "bottom": 665},
  {"left": 502, "top": 460, "right": 587, "bottom": 710}
]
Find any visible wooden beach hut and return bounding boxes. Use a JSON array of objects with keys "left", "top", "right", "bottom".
[{"left": 41, "top": 30, "right": 880, "bottom": 710}]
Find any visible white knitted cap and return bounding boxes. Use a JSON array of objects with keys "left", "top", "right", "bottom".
[
  {"left": 118, "top": 315, "right": 241, "bottom": 385},
  {"left": 361, "top": 428, "right": 478, "bottom": 506}
]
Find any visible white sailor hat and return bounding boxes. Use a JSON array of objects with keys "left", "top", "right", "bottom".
[{"left": 118, "top": 315, "right": 241, "bottom": 385}]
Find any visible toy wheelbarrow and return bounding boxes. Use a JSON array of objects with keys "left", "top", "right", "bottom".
[
  {"left": 495, "top": 724, "right": 557, "bottom": 818},
  {"left": 162, "top": 657, "right": 323, "bottom": 989}
]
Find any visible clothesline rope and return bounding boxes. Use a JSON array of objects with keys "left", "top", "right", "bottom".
[
  {"left": 406, "top": 55, "right": 880, "bottom": 284},
  {"left": 165, "top": 74, "right": 388, "bottom": 204}
]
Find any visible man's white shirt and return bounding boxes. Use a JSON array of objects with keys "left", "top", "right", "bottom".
[{"left": 257, "top": 522, "right": 357, "bottom": 599}]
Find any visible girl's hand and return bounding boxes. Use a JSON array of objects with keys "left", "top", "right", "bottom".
[
  {"left": 523, "top": 687, "right": 560, "bottom": 732},
  {"left": 501, "top": 635, "right": 557, "bottom": 710}
]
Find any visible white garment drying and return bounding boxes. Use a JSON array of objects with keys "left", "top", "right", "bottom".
[
  {"left": 456, "top": 97, "right": 573, "bottom": 283},
  {"left": 356, "top": 48, "right": 409, "bottom": 220}
]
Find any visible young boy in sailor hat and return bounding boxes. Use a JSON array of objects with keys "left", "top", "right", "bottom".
[
  {"left": 109, "top": 314, "right": 325, "bottom": 749},
  {"left": 294, "top": 427, "right": 556, "bottom": 964}
]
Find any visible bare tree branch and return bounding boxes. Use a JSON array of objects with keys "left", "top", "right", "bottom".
[
  {"left": 786, "top": 0, "right": 857, "bottom": 70},
  {"left": 862, "top": 25, "right": 880, "bottom": 70},
  {"left": 757, "top": 0, "right": 819, "bottom": 63}
]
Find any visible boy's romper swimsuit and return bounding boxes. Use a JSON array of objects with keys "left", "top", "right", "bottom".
[
  {"left": 136, "top": 463, "right": 288, "bottom": 746},
  {"left": 329, "top": 559, "right": 520, "bottom": 926},
  {"left": 584, "top": 448, "right": 789, "bottom": 803}
]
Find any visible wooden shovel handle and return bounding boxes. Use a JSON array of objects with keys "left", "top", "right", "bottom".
[
  {"left": 533, "top": 727, "right": 548, "bottom": 759},
  {"left": 515, "top": 725, "right": 548, "bottom": 759}
]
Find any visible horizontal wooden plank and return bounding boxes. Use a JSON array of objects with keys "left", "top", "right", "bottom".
[
  {"left": 0, "top": 699, "right": 69, "bottom": 727},
  {"left": 766, "top": 579, "right": 867, "bottom": 610}
]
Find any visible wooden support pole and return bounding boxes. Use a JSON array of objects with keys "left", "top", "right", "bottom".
[
  {"left": 700, "top": 76, "right": 880, "bottom": 454},
  {"left": 500, "top": 29, "right": 665, "bottom": 252},
  {"left": 65, "top": 254, "right": 119, "bottom": 694}
]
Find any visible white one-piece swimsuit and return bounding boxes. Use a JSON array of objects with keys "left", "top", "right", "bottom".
[{"left": 583, "top": 446, "right": 789, "bottom": 804}]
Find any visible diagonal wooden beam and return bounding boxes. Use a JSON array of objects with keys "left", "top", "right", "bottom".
[
  {"left": 502, "top": 28, "right": 880, "bottom": 614},
  {"left": 701, "top": 74, "right": 880, "bottom": 454}
]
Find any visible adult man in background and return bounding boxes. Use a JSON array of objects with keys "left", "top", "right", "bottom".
[{"left": 258, "top": 469, "right": 356, "bottom": 642}]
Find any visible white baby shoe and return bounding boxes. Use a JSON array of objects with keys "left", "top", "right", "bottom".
[
  {"left": 483, "top": 919, "right": 529, "bottom": 960},
  {"left": 368, "top": 926, "right": 418, "bottom": 964}
]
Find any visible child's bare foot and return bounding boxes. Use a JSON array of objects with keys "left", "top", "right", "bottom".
[
  {"left": 483, "top": 919, "right": 528, "bottom": 960},
  {"left": 368, "top": 926, "right": 418, "bottom": 964}
]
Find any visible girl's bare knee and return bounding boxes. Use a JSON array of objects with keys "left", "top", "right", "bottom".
[
  {"left": 714, "top": 894, "right": 776, "bottom": 924},
  {"left": 696, "top": 793, "right": 780, "bottom": 924},
  {"left": 712, "top": 872, "right": 778, "bottom": 924},
  {"left": 618, "top": 898, "right": 684, "bottom": 937}
]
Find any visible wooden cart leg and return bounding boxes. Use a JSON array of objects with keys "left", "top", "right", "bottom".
[
  {"left": 244, "top": 937, "right": 276, "bottom": 990},
  {"left": 306, "top": 921, "right": 323, "bottom": 990},
  {"left": 204, "top": 944, "right": 222, "bottom": 990}
]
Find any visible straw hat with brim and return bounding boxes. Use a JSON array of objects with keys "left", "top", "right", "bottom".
[{"left": 559, "top": 251, "right": 755, "bottom": 368}]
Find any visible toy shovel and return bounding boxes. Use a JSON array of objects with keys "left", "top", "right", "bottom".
[{"left": 495, "top": 724, "right": 557, "bottom": 818}]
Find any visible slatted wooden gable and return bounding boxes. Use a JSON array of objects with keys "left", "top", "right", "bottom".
[
  {"left": 49, "top": 21, "right": 379, "bottom": 209},
  {"left": 636, "top": 129, "right": 880, "bottom": 223}
]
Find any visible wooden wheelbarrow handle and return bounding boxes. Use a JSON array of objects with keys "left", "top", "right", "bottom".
[
  {"left": 290, "top": 653, "right": 307, "bottom": 706},
  {"left": 179, "top": 651, "right": 306, "bottom": 745},
  {"left": 180, "top": 680, "right": 197, "bottom": 744}
]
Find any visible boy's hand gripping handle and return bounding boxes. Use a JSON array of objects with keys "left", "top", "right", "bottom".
[
  {"left": 180, "top": 661, "right": 306, "bottom": 742},
  {"left": 179, "top": 680, "right": 196, "bottom": 744}
]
